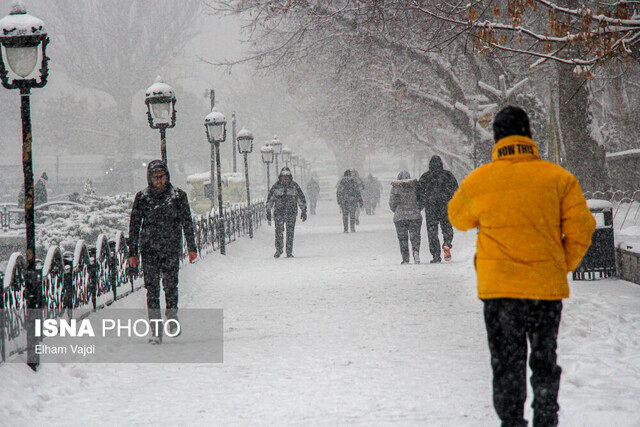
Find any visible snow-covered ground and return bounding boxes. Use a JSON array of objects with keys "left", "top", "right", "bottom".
[{"left": 1, "top": 202, "right": 640, "bottom": 425}]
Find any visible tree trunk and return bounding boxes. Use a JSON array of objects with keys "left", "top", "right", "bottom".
[{"left": 557, "top": 63, "right": 609, "bottom": 192}]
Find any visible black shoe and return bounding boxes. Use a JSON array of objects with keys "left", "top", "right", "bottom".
[
  {"left": 148, "top": 336, "right": 162, "bottom": 345},
  {"left": 430, "top": 257, "right": 441, "bottom": 263},
  {"left": 286, "top": 253, "right": 294, "bottom": 258},
  {"left": 401, "top": 260, "right": 409, "bottom": 265},
  {"left": 274, "top": 251, "right": 282, "bottom": 258}
]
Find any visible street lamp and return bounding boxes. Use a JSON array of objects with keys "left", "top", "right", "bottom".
[
  {"left": 270, "top": 135, "right": 282, "bottom": 173},
  {"left": 204, "top": 108, "right": 227, "bottom": 255},
  {"left": 281, "top": 146, "right": 292, "bottom": 166},
  {"left": 0, "top": 1, "right": 50, "bottom": 372},
  {"left": 237, "top": 128, "right": 254, "bottom": 238},
  {"left": 261, "top": 144, "right": 274, "bottom": 194},
  {"left": 145, "top": 76, "right": 176, "bottom": 165}
]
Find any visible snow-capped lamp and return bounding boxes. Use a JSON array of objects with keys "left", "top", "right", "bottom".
[
  {"left": 237, "top": 128, "right": 254, "bottom": 154},
  {"left": 270, "top": 135, "right": 283, "bottom": 155},
  {"left": 260, "top": 144, "right": 274, "bottom": 164},
  {"left": 0, "top": 1, "right": 49, "bottom": 88},
  {"left": 144, "top": 76, "right": 176, "bottom": 128},
  {"left": 281, "top": 146, "right": 292, "bottom": 164},
  {"left": 144, "top": 76, "right": 176, "bottom": 164},
  {"left": 204, "top": 108, "right": 227, "bottom": 144}
]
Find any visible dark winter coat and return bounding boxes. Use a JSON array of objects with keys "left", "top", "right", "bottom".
[
  {"left": 266, "top": 172, "right": 307, "bottom": 218},
  {"left": 336, "top": 176, "right": 363, "bottom": 208},
  {"left": 417, "top": 155, "right": 458, "bottom": 219},
  {"left": 364, "top": 175, "right": 382, "bottom": 204},
  {"left": 306, "top": 178, "right": 321, "bottom": 200},
  {"left": 128, "top": 160, "right": 197, "bottom": 259},
  {"left": 34, "top": 178, "right": 47, "bottom": 206},
  {"left": 389, "top": 179, "right": 422, "bottom": 222}
]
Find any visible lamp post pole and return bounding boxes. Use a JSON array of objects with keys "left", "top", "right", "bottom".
[
  {"left": 243, "top": 151, "right": 252, "bottom": 238},
  {"left": 0, "top": 3, "right": 51, "bottom": 371},
  {"left": 159, "top": 126, "right": 167, "bottom": 164},
  {"left": 232, "top": 112, "right": 237, "bottom": 172},
  {"left": 214, "top": 141, "right": 225, "bottom": 255}
]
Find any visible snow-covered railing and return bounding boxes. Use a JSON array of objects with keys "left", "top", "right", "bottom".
[{"left": 0, "top": 199, "right": 266, "bottom": 363}]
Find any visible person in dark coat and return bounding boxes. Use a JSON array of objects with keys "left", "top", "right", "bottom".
[
  {"left": 336, "top": 169, "right": 363, "bottom": 233},
  {"left": 389, "top": 171, "right": 423, "bottom": 264},
  {"left": 266, "top": 167, "right": 307, "bottom": 258},
  {"left": 34, "top": 172, "right": 48, "bottom": 206},
  {"left": 306, "top": 176, "right": 321, "bottom": 215},
  {"left": 417, "top": 155, "right": 458, "bottom": 263},
  {"left": 128, "top": 160, "right": 197, "bottom": 344},
  {"left": 363, "top": 173, "right": 382, "bottom": 215}
]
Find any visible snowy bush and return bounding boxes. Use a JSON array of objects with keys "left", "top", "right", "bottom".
[{"left": 35, "top": 194, "right": 133, "bottom": 251}]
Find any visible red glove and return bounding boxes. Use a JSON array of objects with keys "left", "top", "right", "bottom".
[
  {"left": 188, "top": 251, "right": 198, "bottom": 263},
  {"left": 128, "top": 257, "right": 138, "bottom": 268}
]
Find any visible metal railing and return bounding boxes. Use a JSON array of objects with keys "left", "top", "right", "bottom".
[
  {"left": 584, "top": 190, "right": 640, "bottom": 230},
  {"left": 0, "top": 200, "right": 266, "bottom": 363}
]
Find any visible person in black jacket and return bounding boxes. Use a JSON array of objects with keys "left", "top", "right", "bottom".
[
  {"left": 417, "top": 155, "right": 458, "bottom": 263},
  {"left": 336, "top": 170, "right": 363, "bottom": 233},
  {"left": 266, "top": 167, "right": 307, "bottom": 258},
  {"left": 128, "top": 160, "right": 197, "bottom": 344}
]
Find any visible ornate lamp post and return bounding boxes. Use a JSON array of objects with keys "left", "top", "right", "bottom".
[
  {"left": 270, "top": 135, "right": 282, "bottom": 173},
  {"left": 261, "top": 144, "right": 274, "bottom": 195},
  {"left": 281, "top": 146, "right": 292, "bottom": 167},
  {"left": 0, "top": 1, "right": 50, "bottom": 371},
  {"left": 237, "top": 128, "right": 254, "bottom": 238},
  {"left": 204, "top": 108, "right": 227, "bottom": 255},
  {"left": 145, "top": 76, "right": 176, "bottom": 165}
]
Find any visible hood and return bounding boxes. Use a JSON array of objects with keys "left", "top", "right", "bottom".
[
  {"left": 397, "top": 170, "right": 411, "bottom": 180},
  {"left": 146, "top": 160, "right": 170, "bottom": 187},
  {"left": 278, "top": 166, "right": 293, "bottom": 181},
  {"left": 429, "top": 155, "right": 443, "bottom": 172}
]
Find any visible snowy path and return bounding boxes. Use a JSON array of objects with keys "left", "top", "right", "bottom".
[{"left": 1, "top": 203, "right": 640, "bottom": 425}]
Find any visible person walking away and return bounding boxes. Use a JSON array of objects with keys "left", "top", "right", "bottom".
[
  {"left": 448, "top": 106, "right": 596, "bottom": 427},
  {"left": 336, "top": 170, "right": 363, "bottom": 233},
  {"left": 306, "top": 176, "right": 321, "bottom": 215},
  {"left": 417, "top": 156, "right": 458, "bottom": 263},
  {"left": 363, "top": 173, "right": 379, "bottom": 215},
  {"left": 34, "top": 172, "right": 48, "bottom": 206},
  {"left": 128, "top": 160, "right": 198, "bottom": 344},
  {"left": 389, "top": 171, "right": 422, "bottom": 264},
  {"left": 351, "top": 169, "right": 365, "bottom": 224},
  {"left": 266, "top": 167, "right": 307, "bottom": 258}
]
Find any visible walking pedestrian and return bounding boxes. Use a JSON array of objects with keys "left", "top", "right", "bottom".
[
  {"left": 417, "top": 156, "right": 458, "bottom": 262},
  {"left": 336, "top": 170, "right": 363, "bottom": 233},
  {"left": 128, "top": 160, "right": 198, "bottom": 344},
  {"left": 389, "top": 171, "right": 422, "bottom": 264},
  {"left": 448, "top": 106, "right": 596, "bottom": 426},
  {"left": 266, "top": 167, "right": 307, "bottom": 258}
]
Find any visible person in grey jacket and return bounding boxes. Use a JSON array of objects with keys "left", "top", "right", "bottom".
[{"left": 389, "top": 171, "right": 423, "bottom": 264}]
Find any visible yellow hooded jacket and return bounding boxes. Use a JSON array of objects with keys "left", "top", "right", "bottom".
[{"left": 448, "top": 135, "right": 596, "bottom": 300}]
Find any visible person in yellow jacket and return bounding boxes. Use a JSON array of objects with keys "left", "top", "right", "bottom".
[{"left": 448, "top": 106, "right": 595, "bottom": 427}]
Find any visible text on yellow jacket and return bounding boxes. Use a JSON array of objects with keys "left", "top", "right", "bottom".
[{"left": 448, "top": 135, "right": 596, "bottom": 300}]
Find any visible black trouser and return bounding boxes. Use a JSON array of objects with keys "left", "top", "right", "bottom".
[
  {"left": 394, "top": 219, "right": 421, "bottom": 262},
  {"left": 341, "top": 205, "right": 357, "bottom": 231},
  {"left": 275, "top": 214, "right": 296, "bottom": 255},
  {"left": 426, "top": 213, "right": 453, "bottom": 260},
  {"left": 142, "top": 255, "right": 180, "bottom": 328},
  {"left": 483, "top": 299, "right": 563, "bottom": 427}
]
